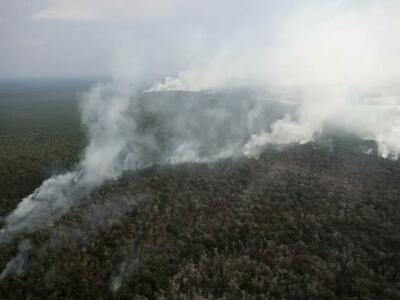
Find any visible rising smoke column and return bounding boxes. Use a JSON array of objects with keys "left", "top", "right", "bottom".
[
  {"left": 151, "top": 1, "right": 400, "bottom": 158},
  {"left": 0, "top": 82, "right": 138, "bottom": 242},
  {"left": 0, "top": 83, "right": 289, "bottom": 242}
]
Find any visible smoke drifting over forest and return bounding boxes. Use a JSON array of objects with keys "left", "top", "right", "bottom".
[{"left": 1, "top": 0, "right": 400, "bottom": 244}]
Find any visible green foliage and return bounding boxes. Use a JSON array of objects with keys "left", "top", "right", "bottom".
[
  {"left": 1, "top": 84, "right": 400, "bottom": 299},
  {"left": 0, "top": 85, "right": 85, "bottom": 215}
]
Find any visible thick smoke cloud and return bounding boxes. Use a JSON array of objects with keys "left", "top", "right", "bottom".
[
  {"left": 1, "top": 1, "right": 400, "bottom": 241},
  {"left": 0, "top": 84, "right": 289, "bottom": 242},
  {"left": 150, "top": 1, "right": 400, "bottom": 157}
]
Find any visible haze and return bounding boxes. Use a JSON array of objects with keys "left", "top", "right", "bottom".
[{"left": 1, "top": 0, "right": 398, "bottom": 87}]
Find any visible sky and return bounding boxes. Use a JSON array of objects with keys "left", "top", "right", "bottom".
[
  {"left": 0, "top": 0, "right": 281, "bottom": 79},
  {"left": 0, "top": 0, "right": 399, "bottom": 84}
]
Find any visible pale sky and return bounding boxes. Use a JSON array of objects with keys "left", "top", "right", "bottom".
[
  {"left": 0, "top": 0, "right": 279, "bottom": 78},
  {"left": 0, "top": 0, "right": 398, "bottom": 84}
]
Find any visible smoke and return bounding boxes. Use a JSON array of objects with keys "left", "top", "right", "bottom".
[
  {"left": 110, "top": 256, "right": 141, "bottom": 293},
  {"left": 0, "top": 84, "right": 290, "bottom": 242},
  {"left": 150, "top": 1, "right": 400, "bottom": 158},
  {"left": 1, "top": 1, "right": 400, "bottom": 241},
  {"left": 0, "top": 239, "right": 31, "bottom": 279}
]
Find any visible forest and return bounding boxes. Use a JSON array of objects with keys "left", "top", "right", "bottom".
[{"left": 0, "top": 81, "right": 400, "bottom": 299}]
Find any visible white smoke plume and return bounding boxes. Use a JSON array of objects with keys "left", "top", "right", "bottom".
[
  {"left": 0, "top": 239, "right": 31, "bottom": 279},
  {"left": 150, "top": 1, "right": 400, "bottom": 157},
  {"left": 0, "top": 84, "right": 289, "bottom": 242},
  {"left": 1, "top": 0, "right": 400, "bottom": 241}
]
